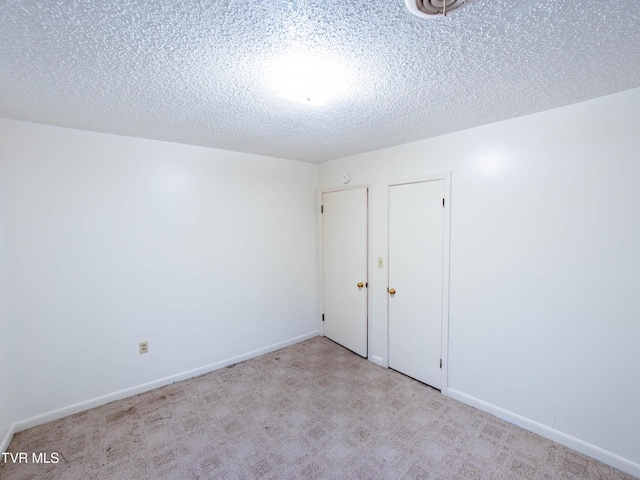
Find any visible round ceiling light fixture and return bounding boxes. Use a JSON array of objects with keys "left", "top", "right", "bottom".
[{"left": 405, "top": 0, "right": 471, "bottom": 18}]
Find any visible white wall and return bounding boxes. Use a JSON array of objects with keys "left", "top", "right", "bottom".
[
  {"left": 319, "top": 88, "right": 640, "bottom": 474},
  {"left": 0, "top": 216, "right": 14, "bottom": 451},
  {"left": 0, "top": 118, "right": 319, "bottom": 425}
]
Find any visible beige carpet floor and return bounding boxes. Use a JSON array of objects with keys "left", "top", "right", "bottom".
[{"left": 0, "top": 336, "right": 635, "bottom": 480}]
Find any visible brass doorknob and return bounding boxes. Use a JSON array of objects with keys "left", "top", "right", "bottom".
[
  {"left": 357, "top": 282, "right": 364, "bottom": 288},
  {"left": 388, "top": 288, "right": 396, "bottom": 295}
]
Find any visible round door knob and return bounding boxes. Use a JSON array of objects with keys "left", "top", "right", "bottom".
[
  {"left": 357, "top": 282, "right": 364, "bottom": 288},
  {"left": 388, "top": 288, "right": 396, "bottom": 295}
]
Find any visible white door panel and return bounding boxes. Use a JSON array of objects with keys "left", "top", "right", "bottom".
[
  {"left": 389, "top": 180, "right": 444, "bottom": 388},
  {"left": 323, "top": 188, "right": 368, "bottom": 357}
]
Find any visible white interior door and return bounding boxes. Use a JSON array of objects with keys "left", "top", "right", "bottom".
[
  {"left": 388, "top": 180, "right": 444, "bottom": 388},
  {"left": 323, "top": 188, "right": 368, "bottom": 357}
]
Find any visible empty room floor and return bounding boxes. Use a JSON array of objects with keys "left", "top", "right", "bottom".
[{"left": 0, "top": 337, "right": 634, "bottom": 479}]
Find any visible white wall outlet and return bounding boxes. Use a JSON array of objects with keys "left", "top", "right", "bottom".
[
  {"left": 378, "top": 257, "right": 383, "bottom": 268},
  {"left": 139, "top": 341, "right": 149, "bottom": 354}
]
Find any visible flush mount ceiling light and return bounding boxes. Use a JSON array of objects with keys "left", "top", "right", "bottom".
[
  {"left": 405, "top": 0, "right": 471, "bottom": 18},
  {"left": 272, "top": 52, "right": 349, "bottom": 107}
]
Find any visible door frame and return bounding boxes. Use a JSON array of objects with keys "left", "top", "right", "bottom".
[
  {"left": 386, "top": 172, "right": 451, "bottom": 395},
  {"left": 318, "top": 185, "right": 371, "bottom": 356}
]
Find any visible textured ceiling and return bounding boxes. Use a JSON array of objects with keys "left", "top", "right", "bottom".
[{"left": 1, "top": 0, "right": 639, "bottom": 163}]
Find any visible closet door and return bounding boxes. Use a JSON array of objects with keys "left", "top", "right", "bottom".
[
  {"left": 322, "top": 188, "right": 368, "bottom": 357},
  {"left": 388, "top": 180, "right": 444, "bottom": 388}
]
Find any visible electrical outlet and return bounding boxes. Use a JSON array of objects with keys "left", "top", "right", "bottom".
[
  {"left": 378, "top": 257, "right": 383, "bottom": 268},
  {"left": 139, "top": 341, "right": 149, "bottom": 354}
]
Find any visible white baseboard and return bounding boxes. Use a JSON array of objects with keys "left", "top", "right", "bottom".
[
  {"left": 447, "top": 389, "right": 640, "bottom": 479},
  {"left": 369, "top": 355, "right": 385, "bottom": 367},
  {"left": 12, "top": 331, "right": 320, "bottom": 435},
  {"left": 0, "top": 423, "right": 16, "bottom": 454}
]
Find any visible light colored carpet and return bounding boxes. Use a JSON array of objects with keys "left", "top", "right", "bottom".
[{"left": 0, "top": 336, "right": 635, "bottom": 479}]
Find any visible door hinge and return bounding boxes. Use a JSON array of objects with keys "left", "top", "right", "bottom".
[
  {"left": 439, "top": 359, "right": 442, "bottom": 368},
  {"left": 322, "top": 314, "right": 325, "bottom": 322},
  {"left": 321, "top": 205, "right": 324, "bottom": 213},
  {"left": 442, "top": 198, "right": 445, "bottom": 208}
]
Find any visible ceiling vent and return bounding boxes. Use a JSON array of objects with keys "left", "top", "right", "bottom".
[{"left": 405, "top": 0, "right": 471, "bottom": 18}]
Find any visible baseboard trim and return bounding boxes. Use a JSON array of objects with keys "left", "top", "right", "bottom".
[
  {"left": 13, "top": 331, "right": 320, "bottom": 434},
  {"left": 447, "top": 389, "right": 640, "bottom": 479},
  {"left": 369, "top": 355, "right": 385, "bottom": 367},
  {"left": 0, "top": 424, "right": 16, "bottom": 454}
]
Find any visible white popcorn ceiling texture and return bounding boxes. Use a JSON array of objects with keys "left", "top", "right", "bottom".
[{"left": 0, "top": 0, "right": 639, "bottom": 163}]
